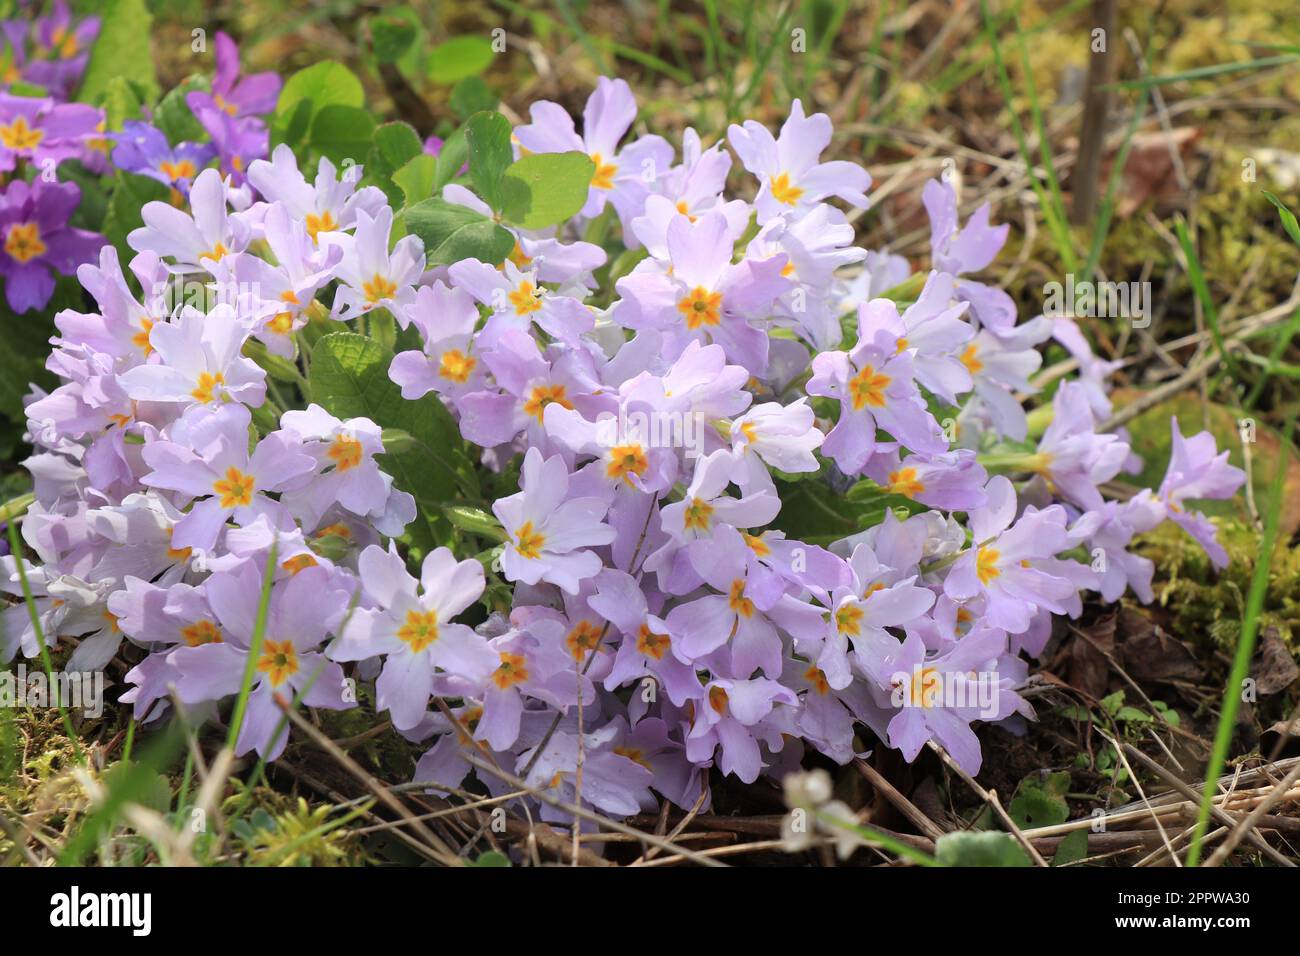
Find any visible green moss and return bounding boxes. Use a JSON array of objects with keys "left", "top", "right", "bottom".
[{"left": 1136, "top": 519, "right": 1300, "bottom": 650}]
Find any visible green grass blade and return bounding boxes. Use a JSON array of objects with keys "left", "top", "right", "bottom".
[
  {"left": 1185, "top": 418, "right": 1294, "bottom": 865},
  {"left": 226, "top": 541, "right": 279, "bottom": 752},
  {"left": 1111, "top": 54, "right": 1300, "bottom": 90}
]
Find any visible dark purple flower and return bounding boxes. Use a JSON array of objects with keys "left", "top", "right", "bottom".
[
  {"left": 185, "top": 31, "right": 280, "bottom": 121},
  {"left": 110, "top": 120, "right": 215, "bottom": 202},
  {"left": 0, "top": 177, "right": 102, "bottom": 312}
]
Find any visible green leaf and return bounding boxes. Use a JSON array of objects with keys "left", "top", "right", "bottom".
[
  {"left": 1008, "top": 771, "right": 1070, "bottom": 829},
  {"left": 393, "top": 154, "right": 437, "bottom": 208},
  {"left": 78, "top": 0, "right": 158, "bottom": 104},
  {"left": 1052, "top": 829, "right": 1089, "bottom": 867},
  {"left": 433, "top": 128, "right": 469, "bottom": 190},
  {"left": 309, "top": 333, "right": 474, "bottom": 549},
  {"left": 404, "top": 198, "right": 514, "bottom": 267},
  {"left": 0, "top": 310, "right": 56, "bottom": 422},
  {"left": 470, "top": 850, "right": 511, "bottom": 867},
  {"left": 102, "top": 170, "right": 171, "bottom": 270},
  {"left": 309, "top": 104, "right": 376, "bottom": 166},
  {"left": 276, "top": 61, "right": 365, "bottom": 129},
  {"left": 98, "top": 75, "right": 144, "bottom": 131},
  {"left": 450, "top": 76, "right": 498, "bottom": 119},
  {"left": 1263, "top": 190, "right": 1300, "bottom": 248},
  {"left": 1099, "top": 690, "right": 1125, "bottom": 717},
  {"left": 499, "top": 152, "right": 595, "bottom": 230},
  {"left": 464, "top": 111, "right": 513, "bottom": 211},
  {"left": 426, "top": 36, "right": 495, "bottom": 85},
  {"left": 154, "top": 78, "right": 210, "bottom": 145},
  {"left": 370, "top": 14, "right": 418, "bottom": 63},
  {"left": 934, "top": 831, "right": 1033, "bottom": 867},
  {"left": 367, "top": 122, "right": 424, "bottom": 207}
]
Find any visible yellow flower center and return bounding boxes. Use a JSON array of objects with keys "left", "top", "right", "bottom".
[
  {"left": 256, "top": 638, "right": 299, "bottom": 687},
  {"left": 566, "top": 619, "right": 602, "bottom": 659},
  {"left": 805, "top": 665, "right": 830, "bottom": 695},
  {"left": 676, "top": 286, "right": 723, "bottom": 329},
  {"left": 212, "top": 465, "right": 255, "bottom": 508},
  {"left": 682, "top": 496, "right": 713, "bottom": 532},
  {"left": 180, "top": 619, "right": 222, "bottom": 647},
  {"left": 282, "top": 553, "right": 318, "bottom": 575},
  {"left": 513, "top": 520, "right": 546, "bottom": 559},
  {"left": 4, "top": 222, "right": 46, "bottom": 263},
  {"left": 507, "top": 241, "right": 533, "bottom": 269},
  {"left": 523, "top": 383, "right": 572, "bottom": 423},
  {"left": 742, "top": 531, "right": 771, "bottom": 557},
  {"left": 907, "top": 667, "right": 941, "bottom": 708},
  {"left": 959, "top": 342, "right": 983, "bottom": 374},
  {"left": 362, "top": 273, "right": 397, "bottom": 304},
  {"left": 159, "top": 159, "right": 196, "bottom": 182},
  {"left": 305, "top": 210, "right": 338, "bottom": 242},
  {"left": 397, "top": 609, "right": 439, "bottom": 652},
  {"left": 438, "top": 348, "right": 476, "bottom": 383},
  {"left": 492, "top": 651, "right": 530, "bottom": 689},
  {"left": 975, "top": 546, "right": 1001, "bottom": 585},
  {"left": 190, "top": 370, "right": 226, "bottom": 404},
  {"left": 636, "top": 623, "right": 671, "bottom": 660},
  {"left": 606, "top": 443, "right": 648, "bottom": 484},
  {"left": 0, "top": 115, "right": 44, "bottom": 151},
  {"left": 589, "top": 152, "right": 617, "bottom": 191},
  {"left": 727, "top": 579, "right": 754, "bottom": 618},
  {"left": 202, "top": 242, "right": 228, "bottom": 264},
  {"left": 614, "top": 745, "right": 653, "bottom": 770},
  {"left": 709, "top": 685, "right": 730, "bottom": 715},
  {"left": 835, "top": 602, "right": 863, "bottom": 636},
  {"left": 769, "top": 172, "right": 804, "bottom": 206},
  {"left": 327, "top": 434, "right": 363, "bottom": 472},
  {"left": 508, "top": 280, "right": 543, "bottom": 316},
  {"left": 887, "top": 466, "right": 926, "bottom": 498},
  {"left": 848, "top": 364, "right": 891, "bottom": 410}
]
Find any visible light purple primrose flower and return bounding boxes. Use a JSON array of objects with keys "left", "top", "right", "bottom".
[
  {"left": 0, "top": 91, "right": 100, "bottom": 171},
  {"left": 728, "top": 398, "right": 824, "bottom": 495},
  {"left": 942, "top": 475, "right": 1078, "bottom": 633},
  {"left": 448, "top": 257, "right": 594, "bottom": 347},
  {"left": 685, "top": 676, "right": 798, "bottom": 783},
  {"left": 922, "top": 177, "right": 1016, "bottom": 335},
  {"left": 109, "top": 120, "right": 214, "bottom": 202},
  {"left": 0, "top": 176, "right": 102, "bottom": 312},
  {"left": 807, "top": 325, "right": 948, "bottom": 475},
  {"left": 186, "top": 31, "right": 281, "bottom": 121},
  {"left": 320, "top": 205, "right": 422, "bottom": 321},
  {"left": 118, "top": 302, "right": 265, "bottom": 411},
  {"left": 782, "top": 655, "right": 873, "bottom": 765},
  {"left": 615, "top": 210, "right": 791, "bottom": 375},
  {"left": 1, "top": 557, "right": 84, "bottom": 661},
  {"left": 818, "top": 541, "right": 937, "bottom": 690},
  {"left": 140, "top": 403, "right": 316, "bottom": 552},
  {"left": 1155, "top": 417, "right": 1246, "bottom": 569},
  {"left": 331, "top": 543, "right": 497, "bottom": 732},
  {"left": 513, "top": 76, "right": 673, "bottom": 237},
  {"left": 863, "top": 446, "right": 989, "bottom": 511},
  {"left": 520, "top": 721, "right": 657, "bottom": 821},
  {"left": 955, "top": 319, "right": 1051, "bottom": 442},
  {"left": 278, "top": 404, "right": 414, "bottom": 537},
  {"left": 128, "top": 167, "right": 253, "bottom": 273},
  {"left": 390, "top": 280, "right": 486, "bottom": 400},
  {"left": 234, "top": 201, "right": 341, "bottom": 358},
  {"left": 456, "top": 329, "right": 607, "bottom": 452},
  {"left": 658, "top": 449, "right": 780, "bottom": 550},
  {"left": 644, "top": 127, "right": 750, "bottom": 235},
  {"left": 1052, "top": 316, "right": 1123, "bottom": 420},
  {"left": 1069, "top": 495, "right": 1163, "bottom": 603},
  {"left": 857, "top": 271, "right": 975, "bottom": 404},
  {"left": 543, "top": 398, "right": 680, "bottom": 498},
  {"left": 728, "top": 98, "right": 871, "bottom": 224},
  {"left": 247, "top": 144, "right": 387, "bottom": 241},
  {"left": 493, "top": 447, "right": 616, "bottom": 594},
  {"left": 874, "top": 627, "right": 1024, "bottom": 774},
  {"left": 172, "top": 561, "right": 351, "bottom": 760},
  {"left": 1032, "top": 381, "right": 1130, "bottom": 510},
  {"left": 746, "top": 203, "right": 866, "bottom": 350},
  {"left": 588, "top": 568, "right": 703, "bottom": 706},
  {"left": 53, "top": 246, "right": 167, "bottom": 364}
]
